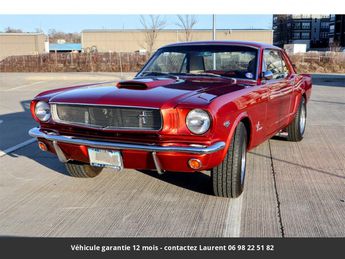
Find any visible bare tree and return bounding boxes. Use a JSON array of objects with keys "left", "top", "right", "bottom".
[
  {"left": 140, "top": 15, "right": 166, "bottom": 55},
  {"left": 329, "top": 40, "right": 342, "bottom": 52},
  {"left": 4, "top": 27, "right": 23, "bottom": 33},
  {"left": 176, "top": 15, "right": 197, "bottom": 42},
  {"left": 48, "top": 29, "right": 81, "bottom": 43}
]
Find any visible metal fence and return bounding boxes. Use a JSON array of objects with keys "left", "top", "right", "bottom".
[
  {"left": 1, "top": 51, "right": 345, "bottom": 74},
  {"left": 0, "top": 52, "right": 149, "bottom": 72}
]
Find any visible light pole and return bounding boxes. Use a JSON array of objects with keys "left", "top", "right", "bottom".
[
  {"left": 212, "top": 14, "right": 216, "bottom": 69},
  {"left": 212, "top": 14, "right": 216, "bottom": 41}
]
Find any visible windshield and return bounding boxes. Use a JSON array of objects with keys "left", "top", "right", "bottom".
[{"left": 138, "top": 45, "right": 258, "bottom": 80}]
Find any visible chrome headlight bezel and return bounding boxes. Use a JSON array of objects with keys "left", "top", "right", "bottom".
[
  {"left": 35, "top": 101, "right": 51, "bottom": 122},
  {"left": 186, "top": 109, "right": 211, "bottom": 135}
]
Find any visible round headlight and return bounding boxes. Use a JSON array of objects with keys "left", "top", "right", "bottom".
[
  {"left": 186, "top": 109, "right": 211, "bottom": 134},
  {"left": 35, "top": 101, "right": 51, "bottom": 122}
]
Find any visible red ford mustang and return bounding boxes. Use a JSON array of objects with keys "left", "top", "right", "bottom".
[{"left": 29, "top": 41, "right": 312, "bottom": 198}]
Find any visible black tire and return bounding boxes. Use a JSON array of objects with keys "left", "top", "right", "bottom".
[
  {"left": 287, "top": 97, "right": 306, "bottom": 142},
  {"left": 65, "top": 162, "right": 103, "bottom": 178},
  {"left": 211, "top": 122, "right": 247, "bottom": 198}
]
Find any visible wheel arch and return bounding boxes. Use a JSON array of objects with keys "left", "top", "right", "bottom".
[
  {"left": 291, "top": 92, "right": 307, "bottom": 117},
  {"left": 221, "top": 112, "right": 253, "bottom": 159},
  {"left": 240, "top": 116, "right": 252, "bottom": 147},
  {"left": 302, "top": 92, "right": 307, "bottom": 103},
  {"left": 211, "top": 112, "right": 251, "bottom": 198}
]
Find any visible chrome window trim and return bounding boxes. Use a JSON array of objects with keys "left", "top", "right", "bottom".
[
  {"left": 261, "top": 48, "right": 288, "bottom": 83},
  {"left": 137, "top": 44, "right": 261, "bottom": 81}
]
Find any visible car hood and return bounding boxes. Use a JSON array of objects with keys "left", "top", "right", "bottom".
[{"left": 49, "top": 77, "right": 251, "bottom": 109}]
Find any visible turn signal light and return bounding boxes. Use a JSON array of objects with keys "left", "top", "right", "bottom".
[
  {"left": 38, "top": 141, "right": 48, "bottom": 151},
  {"left": 188, "top": 158, "right": 202, "bottom": 170}
]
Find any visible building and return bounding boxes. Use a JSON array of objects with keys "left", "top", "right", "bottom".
[
  {"left": 81, "top": 29, "right": 273, "bottom": 53},
  {"left": 329, "top": 15, "right": 345, "bottom": 47},
  {"left": 0, "top": 33, "right": 46, "bottom": 60},
  {"left": 49, "top": 43, "right": 82, "bottom": 52},
  {"left": 273, "top": 15, "right": 330, "bottom": 49}
]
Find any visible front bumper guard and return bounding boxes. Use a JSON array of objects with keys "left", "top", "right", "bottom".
[{"left": 29, "top": 127, "right": 225, "bottom": 173}]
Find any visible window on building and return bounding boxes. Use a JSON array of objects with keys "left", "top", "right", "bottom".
[
  {"left": 321, "top": 22, "right": 329, "bottom": 29},
  {"left": 301, "top": 32, "right": 310, "bottom": 39},
  {"left": 329, "top": 25, "right": 335, "bottom": 33},
  {"left": 293, "top": 23, "right": 301, "bottom": 29},
  {"left": 293, "top": 32, "right": 300, "bottom": 39},
  {"left": 321, "top": 32, "right": 329, "bottom": 38},
  {"left": 302, "top": 22, "right": 311, "bottom": 29}
]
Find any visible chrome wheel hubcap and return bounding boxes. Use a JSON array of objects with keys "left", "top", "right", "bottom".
[
  {"left": 300, "top": 103, "right": 306, "bottom": 135},
  {"left": 240, "top": 140, "right": 246, "bottom": 188}
]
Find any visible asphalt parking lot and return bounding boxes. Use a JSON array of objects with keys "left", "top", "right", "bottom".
[{"left": 0, "top": 72, "right": 344, "bottom": 237}]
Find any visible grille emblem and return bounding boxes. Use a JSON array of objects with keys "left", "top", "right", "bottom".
[
  {"left": 84, "top": 111, "right": 89, "bottom": 124},
  {"left": 138, "top": 111, "right": 148, "bottom": 127}
]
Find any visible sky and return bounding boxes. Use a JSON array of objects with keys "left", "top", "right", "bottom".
[{"left": 0, "top": 15, "right": 273, "bottom": 33}]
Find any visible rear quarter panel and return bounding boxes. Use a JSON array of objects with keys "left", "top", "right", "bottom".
[
  {"left": 281, "top": 51, "right": 312, "bottom": 125},
  {"left": 287, "top": 74, "right": 312, "bottom": 123}
]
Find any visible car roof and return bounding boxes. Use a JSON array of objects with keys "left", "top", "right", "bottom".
[{"left": 161, "top": 40, "right": 281, "bottom": 50}]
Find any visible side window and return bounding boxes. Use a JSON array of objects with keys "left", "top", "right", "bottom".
[
  {"left": 280, "top": 54, "right": 290, "bottom": 78},
  {"left": 263, "top": 50, "right": 285, "bottom": 80}
]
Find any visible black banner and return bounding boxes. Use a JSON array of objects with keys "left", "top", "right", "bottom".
[{"left": 0, "top": 237, "right": 343, "bottom": 258}]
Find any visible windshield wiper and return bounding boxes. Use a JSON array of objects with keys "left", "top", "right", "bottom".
[
  {"left": 194, "top": 72, "right": 222, "bottom": 77},
  {"left": 184, "top": 72, "right": 235, "bottom": 81},
  {"left": 139, "top": 71, "right": 236, "bottom": 82},
  {"left": 138, "top": 71, "right": 180, "bottom": 80}
]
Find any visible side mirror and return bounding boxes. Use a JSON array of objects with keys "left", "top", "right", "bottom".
[{"left": 263, "top": 71, "right": 274, "bottom": 80}]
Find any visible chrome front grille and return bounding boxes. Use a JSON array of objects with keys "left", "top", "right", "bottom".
[{"left": 51, "top": 104, "right": 162, "bottom": 130}]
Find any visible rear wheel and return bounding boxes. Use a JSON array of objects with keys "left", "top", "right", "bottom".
[
  {"left": 287, "top": 96, "right": 306, "bottom": 142},
  {"left": 211, "top": 122, "right": 247, "bottom": 198},
  {"left": 65, "top": 162, "right": 103, "bottom": 178}
]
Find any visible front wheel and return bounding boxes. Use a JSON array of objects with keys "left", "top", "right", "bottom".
[
  {"left": 287, "top": 96, "right": 307, "bottom": 142},
  {"left": 65, "top": 162, "right": 103, "bottom": 178},
  {"left": 211, "top": 122, "right": 247, "bottom": 198}
]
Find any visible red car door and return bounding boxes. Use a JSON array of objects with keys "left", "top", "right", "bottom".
[{"left": 262, "top": 49, "right": 292, "bottom": 136}]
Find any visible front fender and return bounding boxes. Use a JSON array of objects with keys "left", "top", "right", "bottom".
[{"left": 219, "top": 111, "right": 251, "bottom": 160}]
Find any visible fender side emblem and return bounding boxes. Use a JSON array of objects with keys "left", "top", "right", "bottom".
[
  {"left": 224, "top": 121, "right": 230, "bottom": 128},
  {"left": 256, "top": 121, "right": 263, "bottom": 131}
]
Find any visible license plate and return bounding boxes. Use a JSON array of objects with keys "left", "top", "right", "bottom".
[{"left": 87, "top": 148, "right": 123, "bottom": 171}]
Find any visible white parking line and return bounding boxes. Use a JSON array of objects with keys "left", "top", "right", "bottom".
[
  {"left": 0, "top": 138, "right": 36, "bottom": 157},
  {"left": 223, "top": 195, "right": 243, "bottom": 237},
  {"left": 4, "top": 81, "right": 44, "bottom": 91}
]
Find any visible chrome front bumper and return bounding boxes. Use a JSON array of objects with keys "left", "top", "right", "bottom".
[
  {"left": 29, "top": 127, "right": 225, "bottom": 154},
  {"left": 29, "top": 127, "right": 225, "bottom": 173}
]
